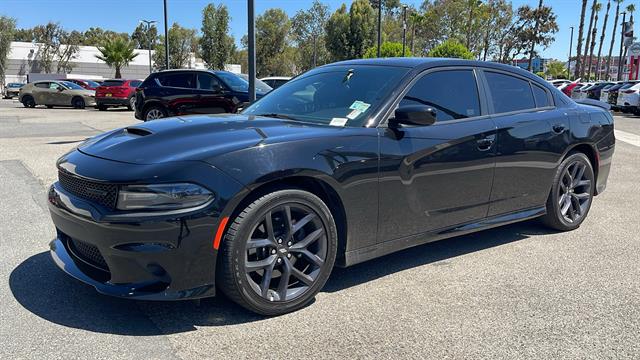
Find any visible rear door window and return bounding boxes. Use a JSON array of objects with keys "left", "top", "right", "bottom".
[
  {"left": 532, "top": 84, "right": 551, "bottom": 108},
  {"left": 196, "top": 73, "right": 222, "bottom": 91},
  {"left": 485, "top": 72, "right": 536, "bottom": 113},
  {"left": 34, "top": 82, "right": 49, "bottom": 88},
  {"left": 156, "top": 73, "right": 195, "bottom": 88},
  {"left": 399, "top": 69, "right": 481, "bottom": 122}
]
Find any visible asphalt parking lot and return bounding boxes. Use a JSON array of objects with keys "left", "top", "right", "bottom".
[{"left": 1, "top": 98, "right": 639, "bottom": 359}]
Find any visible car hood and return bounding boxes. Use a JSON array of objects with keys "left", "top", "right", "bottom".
[{"left": 78, "top": 114, "right": 349, "bottom": 165}]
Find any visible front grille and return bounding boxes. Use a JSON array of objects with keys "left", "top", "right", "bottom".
[
  {"left": 68, "top": 237, "right": 109, "bottom": 271},
  {"left": 58, "top": 170, "right": 118, "bottom": 209}
]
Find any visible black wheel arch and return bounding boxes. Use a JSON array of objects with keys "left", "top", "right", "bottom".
[
  {"left": 141, "top": 101, "right": 167, "bottom": 116},
  {"left": 561, "top": 143, "right": 599, "bottom": 194}
]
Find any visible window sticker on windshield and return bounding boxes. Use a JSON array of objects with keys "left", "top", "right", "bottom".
[
  {"left": 349, "top": 100, "right": 371, "bottom": 112},
  {"left": 329, "top": 117, "right": 349, "bottom": 127},
  {"left": 346, "top": 109, "right": 362, "bottom": 120}
]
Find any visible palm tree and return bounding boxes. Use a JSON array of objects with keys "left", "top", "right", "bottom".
[
  {"left": 528, "top": 0, "right": 544, "bottom": 72},
  {"left": 586, "top": 3, "right": 602, "bottom": 80},
  {"left": 621, "top": 4, "right": 636, "bottom": 72},
  {"left": 95, "top": 37, "right": 138, "bottom": 79},
  {"left": 605, "top": 0, "right": 624, "bottom": 80},
  {"left": 575, "top": 0, "right": 589, "bottom": 78},
  {"left": 581, "top": 0, "right": 598, "bottom": 79},
  {"left": 595, "top": 0, "right": 611, "bottom": 80}
]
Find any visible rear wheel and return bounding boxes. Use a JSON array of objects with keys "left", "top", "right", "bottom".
[
  {"left": 144, "top": 106, "right": 166, "bottom": 121},
  {"left": 46, "top": 105, "right": 54, "bottom": 109},
  {"left": 540, "top": 152, "right": 594, "bottom": 231},
  {"left": 21, "top": 95, "right": 36, "bottom": 108},
  {"left": 217, "top": 189, "right": 337, "bottom": 315},
  {"left": 72, "top": 97, "right": 85, "bottom": 109},
  {"left": 127, "top": 96, "right": 136, "bottom": 111}
]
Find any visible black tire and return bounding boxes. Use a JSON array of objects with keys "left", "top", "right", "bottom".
[
  {"left": 46, "top": 105, "right": 54, "bottom": 109},
  {"left": 217, "top": 189, "right": 338, "bottom": 316},
  {"left": 21, "top": 95, "right": 36, "bottom": 108},
  {"left": 127, "top": 96, "right": 136, "bottom": 111},
  {"left": 96, "top": 105, "right": 108, "bottom": 111},
  {"left": 143, "top": 105, "right": 167, "bottom": 121},
  {"left": 72, "top": 97, "right": 85, "bottom": 109},
  {"left": 540, "top": 152, "right": 595, "bottom": 231}
]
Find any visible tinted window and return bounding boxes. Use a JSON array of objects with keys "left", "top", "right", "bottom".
[
  {"left": 34, "top": 82, "right": 49, "bottom": 88},
  {"left": 399, "top": 70, "right": 480, "bottom": 121},
  {"left": 485, "top": 72, "right": 535, "bottom": 113},
  {"left": 60, "top": 81, "right": 84, "bottom": 90},
  {"left": 129, "top": 80, "right": 142, "bottom": 87},
  {"left": 85, "top": 80, "right": 101, "bottom": 87},
  {"left": 532, "top": 84, "right": 550, "bottom": 108},
  {"left": 156, "top": 73, "right": 194, "bottom": 88},
  {"left": 216, "top": 72, "right": 250, "bottom": 92},
  {"left": 197, "top": 73, "right": 222, "bottom": 91},
  {"left": 101, "top": 80, "right": 125, "bottom": 87}
]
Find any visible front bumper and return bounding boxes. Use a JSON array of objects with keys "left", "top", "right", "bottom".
[{"left": 48, "top": 183, "right": 219, "bottom": 300}]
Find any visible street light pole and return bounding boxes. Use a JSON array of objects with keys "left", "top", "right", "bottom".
[
  {"left": 617, "top": 12, "right": 626, "bottom": 81},
  {"left": 402, "top": 5, "right": 407, "bottom": 57},
  {"left": 163, "top": 0, "right": 170, "bottom": 69},
  {"left": 140, "top": 20, "right": 157, "bottom": 75},
  {"left": 568, "top": 26, "right": 574, "bottom": 79},
  {"left": 248, "top": 0, "right": 256, "bottom": 103},
  {"left": 377, "top": 0, "right": 382, "bottom": 57}
]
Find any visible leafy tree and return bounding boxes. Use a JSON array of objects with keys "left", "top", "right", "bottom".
[
  {"left": 153, "top": 23, "right": 198, "bottom": 69},
  {"left": 519, "top": 1, "right": 558, "bottom": 71},
  {"left": 291, "top": 0, "right": 330, "bottom": 71},
  {"left": 131, "top": 23, "right": 158, "bottom": 50},
  {"left": 0, "top": 16, "right": 16, "bottom": 88},
  {"left": 32, "top": 22, "right": 80, "bottom": 73},
  {"left": 95, "top": 37, "right": 138, "bottom": 78},
  {"left": 545, "top": 60, "right": 568, "bottom": 78},
  {"left": 13, "top": 28, "right": 33, "bottom": 42},
  {"left": 575, "top": 0, "right": 588, "bottom": 78},
  {"left": 428, "top": 39, "right": 474, "bottom": 59},
  {"left": 200, "top": 3, "right": 234, "bottom": 70},
  {"left": 57, "top": 30, "right": 82, "bottom": 73},
  {"left": 256, "top": 8, "right": 292, "bottom": 76},
  {"left": 326, "top": 0, "right": 376, "bottom": 61},
  {"left": 363, "top": 41, "right": 410, "bottom": 58},
  {"left": 82, "top": 27, "right": 129, "bottom": 46},
  {"left": 479, "top": 0, "right": 513, "bottom": 61}
]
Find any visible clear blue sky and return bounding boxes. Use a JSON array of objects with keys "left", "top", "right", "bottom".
[{"left": 1, "top": 0, "right": 637, "bottom": 61}]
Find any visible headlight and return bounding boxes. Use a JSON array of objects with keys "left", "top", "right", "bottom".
[{"left": 117, "top": 183, "right": 213, "bottom": 211}]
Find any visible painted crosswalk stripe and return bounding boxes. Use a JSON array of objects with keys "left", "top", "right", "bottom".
[{"left": 614, "top": 130, "right": 640, "bottom": 148}]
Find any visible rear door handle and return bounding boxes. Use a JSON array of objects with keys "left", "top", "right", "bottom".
[
  {"left": 477, "top": 135, "right": 495, "bottom": 151},
  {"left": 552, "top": 124, "right": 567, "bottom": 134}
]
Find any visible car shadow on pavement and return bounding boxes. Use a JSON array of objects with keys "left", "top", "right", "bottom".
[{"left": 9, "top": 220, "right": 556, "bottom": 335}]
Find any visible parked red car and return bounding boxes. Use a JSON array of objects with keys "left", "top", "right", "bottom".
[
  {"left": 562, "top": 82, "right": 582, "bottom": 97},
  {"left": 95, "top": 79, "right": 142, "bottom": 111},
  {"left": 63, "top": 79, "right": 101, "bottom": 91}
]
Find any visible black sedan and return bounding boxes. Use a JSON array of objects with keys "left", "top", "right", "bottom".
[{"left": 48, "top": 58, "right": 615, "bottom": 315}]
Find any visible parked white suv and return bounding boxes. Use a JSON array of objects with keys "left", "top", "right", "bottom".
[{"left": 617, "top": 82, "right": 640, "bottom": 115}]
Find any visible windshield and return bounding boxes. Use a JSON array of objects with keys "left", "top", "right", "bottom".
[
  {"left": 242, "top": 65, "right": 410, "bottom": 127},
  {"left": 85, "top": 80, "right": 101, "bottom": 87},
  {"left": 60, "top": 81, "right": 85, "bottom": 90},
  {"left": 239, "top": 74, "right": 272, "bottom": 92}
]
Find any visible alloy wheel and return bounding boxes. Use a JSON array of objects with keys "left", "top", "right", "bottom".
[
  {"left": 558, "top": 160, "right": 592, "bottom": 223},
  {"left": 145, "top": 108, "right": 164, "bottom": 120},
  {"left": 244, "top": 203, "right": 327, "bottom": 302},
  {"left": 129, "top": 97, "right": 136, "bottom": 111}
]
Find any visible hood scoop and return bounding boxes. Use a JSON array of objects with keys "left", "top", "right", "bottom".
[{"left": 124, "top": 127, "right": 153, "bottom": 137}]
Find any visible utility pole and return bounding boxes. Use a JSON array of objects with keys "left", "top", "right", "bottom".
[
  {"left": 617, "top": 12, "right": 626, "bottom": 80},
  {"left": 248, "top": 0, "right": 256, "bottom": 102},
  {"left": 402, "top": 5, "right": 407, "bottom": 56},
  {"left": 163, "top": 0, "right": 169, "bottom": 69},
  {"left": 377, "top": 0, "right": 382, "bottom": 57},
  {"left": 141, "top": 20, "right": 157, "bottom": 74},
  {"left": 568, "top": 26, "right": 575, "bottom": 79}
]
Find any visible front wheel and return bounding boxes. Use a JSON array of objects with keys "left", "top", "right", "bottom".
[
  {"left": 22, "top": 95, "right": 36, "bottom": 108},
  {"left": 540, "top": 152, "right": 594, "bottom": 231},
  {"left": 217, "top": 189, "right": 338, "bottom": 315},
  {"left": 144, "top": 106, "right": 166, "bottom": 121},
  {"left": 127, "top": 96, "right": 136, "bottom": 111}
]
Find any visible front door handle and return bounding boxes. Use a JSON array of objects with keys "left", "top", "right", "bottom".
[
  {"left": 552, "top": 124, "right": 567, "bottom": 134},
  {"left": 476, "top": 135, "right": 495, "bottom": 151}
]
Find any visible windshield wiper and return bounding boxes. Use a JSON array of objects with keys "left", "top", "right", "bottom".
[{"left": 253, "top": 113, "right": 296, "bottom": 120}]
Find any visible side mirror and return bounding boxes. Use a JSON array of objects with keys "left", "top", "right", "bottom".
[{"left": 391, "top": 105, "right": 437, "bottom": 127}]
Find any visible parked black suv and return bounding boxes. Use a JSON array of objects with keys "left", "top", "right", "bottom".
[{"left": 135, "top": 69, "right": 268, "bottom": 121}]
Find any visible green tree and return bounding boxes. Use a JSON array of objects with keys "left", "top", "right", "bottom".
[
  {"left": 32, "top": 22, "right": 80, "bottom": 73},
  {"left": 200, "top": 3, "right": 234, "bottom": 70},
  {"left": 96, "top": 37, "right": 138, "bottom": 78},
  {"left": 363, "top": 41, "right": 410, "bottom": 58},
  {"left": 428, "top": 39, "right": 474, "bottom": 59},
  {"left": 13, "top": 28, "right": 33, "bottom": 42},
  {"left": 291, "top": 0, "right": 330, "bottom": 70},
  {"left": 545, "top": 60, "right": 568, "bottom": 78},
  {"left": 131, "top": 23, "right": 158, "bottom": 50},
  {"left": 153, "top": 23, "right": 198, "bottom": 69},
  {"left": 256, "top": 9, "right": 292, "bottom": 76},
  {"left": 0, "top": 16, "right": 16, "bottom": 88},
  {"left": 325, "top": 0, "right": 376, "bottom": 61}
]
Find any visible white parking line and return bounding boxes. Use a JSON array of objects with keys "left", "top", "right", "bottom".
[{"left": 615, "top": 130, "right": 640, "bottom": 148}]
